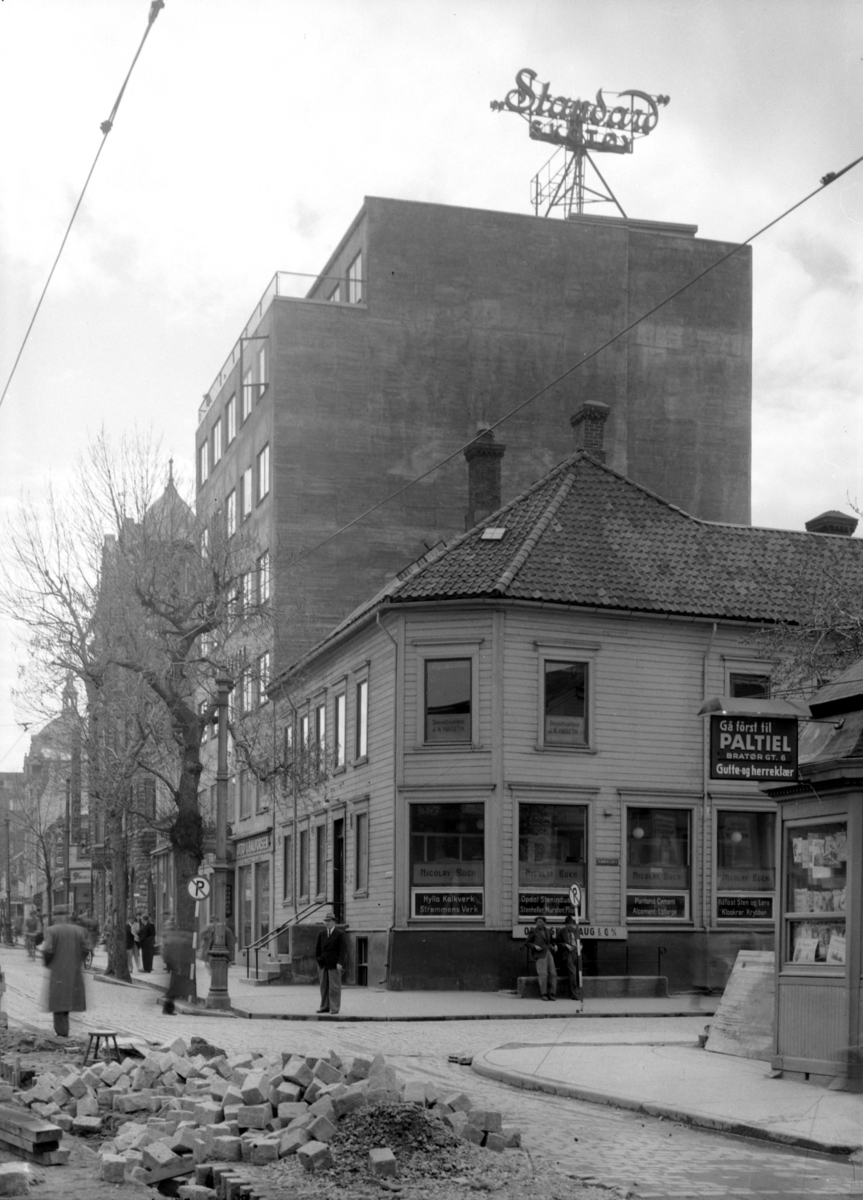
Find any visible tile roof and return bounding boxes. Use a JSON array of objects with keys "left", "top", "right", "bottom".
[{"left": 386, "top": 452, "right": 863, "bottom": 623}]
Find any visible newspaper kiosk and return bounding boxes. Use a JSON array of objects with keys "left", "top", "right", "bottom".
[{"left": 763, "top": 663, "right": 863, "bottom": 1091}]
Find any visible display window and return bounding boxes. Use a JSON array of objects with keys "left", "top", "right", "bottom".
[
  {"left": 517, "top": 803, "right": 586, "bottom": 921},
  {"left": 784, "top": 818, "right": 847, "bottom": 965},
  {"left": 626, "top": 807, "right": 691, "bottom": 920},
  {"left": 410, "top": 802, "right": 484, "bottom": 918},
  {"left": 715, "top": 809, "right": 776, "bottom": 920}
]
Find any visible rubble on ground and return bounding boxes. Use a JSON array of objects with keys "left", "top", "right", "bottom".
[{"left": 7, "top": 1036, "right": 519, "bottom": 1193}]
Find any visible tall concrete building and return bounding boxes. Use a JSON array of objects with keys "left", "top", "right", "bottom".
[{"left": 195, "top": 197, "right": 752, "bottom": 670}]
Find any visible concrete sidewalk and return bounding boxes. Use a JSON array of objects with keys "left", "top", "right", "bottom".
[
  {"left": 473, "top": 1038, "right": 863, "bottom": 1158},
  {"left": 90, "top": 948, "right": 718, "bottom": 1022}
]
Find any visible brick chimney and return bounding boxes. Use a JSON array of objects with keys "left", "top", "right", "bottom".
[
  {"left": 571, "top": 401, "right": 610, "bottom": 462},
  {"left": 464, "top": 427, "right": 505, "bottom": 529},
  {"left": 805, "top": 510, "right": 858, "bottom": 536}
]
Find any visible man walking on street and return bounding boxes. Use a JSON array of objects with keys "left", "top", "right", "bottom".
[
  {"left": 315, "top": 911, "right": 346, "bottom": 1015},
  {"left": 42, "top": 905, "right": 88, "bottom": 1037}
]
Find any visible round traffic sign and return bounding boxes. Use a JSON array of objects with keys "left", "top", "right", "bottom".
[{"left": 188, "top": 876, "right": 211, "bottom": 900}]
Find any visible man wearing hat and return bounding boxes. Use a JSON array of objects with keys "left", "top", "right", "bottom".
[
  {"left": 315, "top": 911, "right": 347, "bottom": 1015},
  {"left": 41, "top": 905, "right": 88, "bottom": 1037}
]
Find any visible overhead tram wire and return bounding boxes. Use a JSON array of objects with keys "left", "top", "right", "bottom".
[
  {"left": 287, "top": 151, "right": 863, "bottom": 570},
  {"left": 0, "top": 0, "right": 166, "bottom": 416}
]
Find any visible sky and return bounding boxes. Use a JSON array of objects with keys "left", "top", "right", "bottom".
[{"left": 0, "top": 0, "right": 861, "bottom": 771}]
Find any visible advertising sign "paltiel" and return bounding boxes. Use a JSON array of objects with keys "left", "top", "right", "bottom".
[{"left": 710, "top": 715, "right": 798, "bottom": 782}]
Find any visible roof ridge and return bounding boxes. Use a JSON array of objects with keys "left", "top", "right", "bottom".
[{"left": 493, "top": 467, "right": 578, "bottom": 595}]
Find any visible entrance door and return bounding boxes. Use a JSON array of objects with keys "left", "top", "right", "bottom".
[
  {"left": 238, "top": 864, "right": 252, "bottom": 949},
  {"left": 333, "top": 819, "right": 345, "bottom": 923},
  {"left": 254, "top": 861, "right": 270, "bottom": 945}
]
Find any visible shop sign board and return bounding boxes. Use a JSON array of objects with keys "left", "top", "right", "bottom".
[
  {"left": 518, "top": 863, "right": 584, "bottom": 888},
  {"left": 716, "top": 868, "right": 775, "bottom": 890},
  {"left": 627, "top": 866, "right": 689, "bottom": 888},
  {"left": 412, "top": 863, "right": 483, "bottom": 887},
  {"left": 627, "top": 893, "right": 689, "bottom": 919},
  {"left": 518, "top": 891, "right": 574, "bottom": 919},
  {"left": 236, "top": 830, "right": 272, "bottom": 859},
  {"left": 717, "top": 895, "right": 774, "bottom": 920},
  {"left": 710, "top": 715, "right": 797, "bottom": 782},
  {"left": 412, "top": 890, "right": 483, "bottom": 919}
]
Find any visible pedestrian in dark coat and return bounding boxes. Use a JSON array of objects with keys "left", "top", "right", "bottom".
[
  {"left": 139, "top": 915, "right": 156, "bottom": 972},
  {"left": 315, "top": 911, "right": 347, "bottom": 1015},
  {"left": 42, "top": 905, "right": 88, "bottom": 1036},
  {"left": 557, "top": 914, "right": 583, "bottom": 1000},
  {"left": 527, "top": 916, "right": 558, "bottom": 1001},
  {"left": 160, "top": 919, "right": 192, "bottom": 1014}
]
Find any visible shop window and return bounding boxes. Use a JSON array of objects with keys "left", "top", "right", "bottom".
[
  {"left": 315, "top": 824, "right": 327, "bottom": 898},
  {"left": 626, "top": 807, "right": 691, "bottom": 920},
  {"left": 785, "top": 819, "right": 847, "bottom": 965},
  {"left": 334, "top": 691, "right": 346, "bottom": 769},
  {"left": 730, "top": 673, "right": 771, "bottom": 699},
  {"left": 518, "top": 804, "right": 586, "bottom": 922},
  {"left": 355, "top": 679, "right": 368, "bottom": 760},
  {"left": 410, "top": 802, "right": 484, "bottom": 919},
  {"left": 716, "top": 810, "right": 776, "bottom": 920},
  {"left": 424, "top": 659, "right": 471, "bottom": 744},
  {"left": 299, "top": 828, "right": 309, "bottom": 899},
  {"left": 355, "top": 810, "right": 369, "bottom": 893},
  {"left": 282, "top": 831, "right": 293, "bottom": 902},
  {"left": 543, "top": 660, "right": 588, "bottom": 746}
]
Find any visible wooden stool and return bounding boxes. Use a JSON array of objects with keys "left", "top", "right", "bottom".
[{"left": 82, "top": 1030, "right": 121, "bottom": 1066}]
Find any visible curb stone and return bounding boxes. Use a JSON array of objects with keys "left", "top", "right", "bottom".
[{"left": 469, "top": 1050, "right": 863, "bottom": 1160}]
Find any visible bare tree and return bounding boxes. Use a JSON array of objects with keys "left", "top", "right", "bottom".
[{"left": 1, "top": 431, "right": 262, "bottom": 996}]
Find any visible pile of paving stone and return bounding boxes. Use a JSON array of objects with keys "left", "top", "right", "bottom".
[{"left": 8, "top": 1036, "right": 519, "bottom": 1194}]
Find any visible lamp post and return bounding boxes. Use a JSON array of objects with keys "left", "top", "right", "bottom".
[
  {"left": 64, "top": 778, "right": 72, "bottom": 911},
  {"left": 206, "top": 674, "right": 233, "bottom": 1009},
  {"left": 3, "top": 817, "right": 12, "bottom": 946}
]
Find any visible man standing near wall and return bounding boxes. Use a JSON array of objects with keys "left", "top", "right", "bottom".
[{"left": 315, "top": 911, "right": 346, "bottom": 1015}]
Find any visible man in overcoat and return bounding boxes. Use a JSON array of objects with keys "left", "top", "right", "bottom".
[
  {"left": 42, "top": 905, "right": 88, "bottom": 1036},
  {"left": 315, "top": 911, "right": 347, "bottom": 1015}
]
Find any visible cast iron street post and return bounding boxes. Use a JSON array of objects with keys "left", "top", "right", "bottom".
[
  {"left": 206, "top": 674, "right": 233, "bottom": 1009},
  {"left": 3, "top": 817, "right": 11, "bottom": 945}
]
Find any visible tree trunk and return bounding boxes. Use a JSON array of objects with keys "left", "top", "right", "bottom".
[
  {"left": 169, "top": 730, "right": 204, "bottom": 1001},
  {"left": 106, "top": 806, "right": 131, "bottom": 982}
]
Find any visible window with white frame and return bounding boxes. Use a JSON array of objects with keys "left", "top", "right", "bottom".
[
  {"left": 226, "top": 394, "right": 237, "bottom": 444},
  {"left": 242, "top": 368, "right": 253, "bottom": 421},
  {"left": 257, "top": 443, "right": 270, "bottom": 502},
  {"left": 257, "top": 344, "right": 267, "bottom": 398},
  {"left": 198, "top": 441, "right": 209, "bottom": 486},
  {"left": 226, "top": 490, "right": 237, "bottom": 537},
  {"left": 410, "top": 802, "right": 484, "bottom": 918},
  {"left": 355, "top": 678, "right": 368, "bottom": 760},
  {"left": 242, "top": 570, "right": 254, "bottom": 615},
  {"left": 347, "top": 250, "right": 363, "bottom": 303},
  {"left": 241, "top": 467, "right": 253, "bottom": 519},
  {"left": 238, "top": 768, "right": 252, "bottom": 819},
  {"left": 328, "top": 282, "right": 342, "bottom": 302},
  {"left": 255, "top": 776, "right": 269, "bottom": 814},
  {"left": 212, "top": 418, "right": 223, "bottom": 466},
  {"left": 240, "top": 669, "right": 254, "bottom": 714},
  {"left": 536, "top": 645, "right": 596, "bottom": 750},
  {"left": 300, "top": 712, "right": 310, "bottom": 781},
  {"left": 355, "top": 809, "right": 369, "bottom": 893},
  {"left": 424, "top": 659, "right": 471, "bottom": 744},
  {"left": 315, "top": 824, "right": 326, "bottom": 897},
  {"left": 334, "top": 691, "right": 346, "bottom": 769},
  {"left": 299, "top": 827, "right": 309, "bottom": 898},
  {"left": 518, "top": 803, "right": 587, "bottom": 922},
  {"left": 200, "top": 527, "right": 209, "bottom": 559},
  {"left": 257, "top": 651, "right": 271, "bottom": 703},
  {"left": 257, "top": 550, "right": 270, "bottom": 604},
  {"left": 729, "top": 672, "right": 771, "bottom": 699},
  {"left": 282, "top": 829, "right": 293, "bottom": 901},
  {"left": 716, "top": 809, "right": 776, "bottom": 921},
  {"left": 314, "top": 700, "right": 326, "bottom": 777}
]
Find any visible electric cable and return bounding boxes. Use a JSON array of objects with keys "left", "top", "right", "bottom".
[
  {"left": 287, "top": 152, "right": 863, "bottom": 569},
  {"left": 0, "top": 1, "right": 165, "bottom": 416}
]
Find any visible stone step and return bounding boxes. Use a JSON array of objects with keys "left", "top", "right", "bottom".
[{"left": 516, "top": 974, "right": 669, "bottom": 1000}]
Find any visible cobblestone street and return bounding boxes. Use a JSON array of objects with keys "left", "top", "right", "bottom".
[{"left": 2, "top": 950, "right": 861, "bottom": 1197}]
